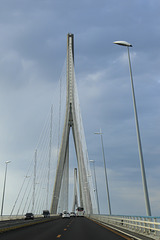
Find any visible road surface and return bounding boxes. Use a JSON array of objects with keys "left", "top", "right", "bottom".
[{"left": 0, "top": 216, "right": 131, "bottom": 240}]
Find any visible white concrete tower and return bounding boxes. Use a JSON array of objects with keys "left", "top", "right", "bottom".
[{"left": 50, "top": 34, "right": 93, "bottom": 214}]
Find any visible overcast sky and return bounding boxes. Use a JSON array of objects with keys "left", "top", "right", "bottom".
[{"left": 0, "top": 0, "right": 160, "bottom": 216}]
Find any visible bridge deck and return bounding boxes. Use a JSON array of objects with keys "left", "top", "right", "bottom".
[{"left": 0, "top": 217, "right": 154, "bottom": 240}]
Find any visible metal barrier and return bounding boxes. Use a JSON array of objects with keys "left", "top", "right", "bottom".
[
  {"left": 0, "top": 214, "right": 57, "bottom": 221},
  {"left": 87, "top": 214, "right": 160, "bottom": 239}
]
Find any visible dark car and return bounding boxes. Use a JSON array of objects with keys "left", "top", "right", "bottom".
[
  {"left": 25, "top": 213, "right": 34, "bottom": 220},
  {"left": 42, "top": 210, "right": 50, "bottom": 218}
]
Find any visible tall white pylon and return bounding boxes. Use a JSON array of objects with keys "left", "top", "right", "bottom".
[{"left": 50, "top": 33, "right": 93, "bottom": 214}]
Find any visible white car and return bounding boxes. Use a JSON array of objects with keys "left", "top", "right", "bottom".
[
  {"left": 70, "top": 212, "right": 76, "bottom": 217},
  {"left": 62, "top": 211, "right": 70, "bottom": 218}
]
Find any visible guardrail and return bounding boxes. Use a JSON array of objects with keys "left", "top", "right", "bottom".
[
  {"left": 87, "top": 214, "right": 160, "bottom": 239},
  {"left": 0, "top": 214, "right": 58, "bottom": 221}
]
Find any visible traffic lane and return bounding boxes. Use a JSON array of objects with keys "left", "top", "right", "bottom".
[
  {"left": 0, "top": 216, "right": 59, "bottom": 230},
  {"left": 0, "top": 217, "right": 130, "bottom": 240},
  {"left": 0, "top": 217, "right": 71, "bottom": 240},
  {"left": 0, "top": 217, "right": 43, "bottom": 227},
  {"left": 62, "top": 217, "right": 130, "bottom": 240}
]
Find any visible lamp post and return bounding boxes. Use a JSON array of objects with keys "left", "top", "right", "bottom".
[
  {"left": 113, "top": 41, "right": 151, "bottom": 216},
  {"left": 1, "top": 161, "right": 11, "bottom": 216},
  {"left": 90, "top": 160, "right": 100, "bottom": 214},
  {"left": 94, "top": 130, "right": 111, "bottom": 215},
  {"left": 32, "top": 149, "right": 37, "bottom": 214}
]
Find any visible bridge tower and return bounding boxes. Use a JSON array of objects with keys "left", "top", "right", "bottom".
[{"left": 50, "top": 34, "right": 93, "bottom": 214}]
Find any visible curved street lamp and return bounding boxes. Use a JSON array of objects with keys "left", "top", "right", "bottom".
[
  {"left": 113, "top": 41, "right": 151, "bottom": 216},
  {"left": 94, "top": 130, "right": 111, "bottom": 215},
  {"left": 1, "top": 161, "right": 11, "bottom": 216}
]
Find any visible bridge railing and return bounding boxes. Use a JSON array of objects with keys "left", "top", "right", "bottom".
[
  {"left": 0, "top": 214, "right": 58, "bottom": 221},
  {"left": 87, "top": 214, "right": 160, "bottom": 239}
]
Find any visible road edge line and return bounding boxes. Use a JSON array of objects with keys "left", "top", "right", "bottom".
[{"left": 86, "top": 217, "right": 144, "bottom": 240}]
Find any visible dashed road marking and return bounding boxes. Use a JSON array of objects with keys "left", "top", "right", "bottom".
[{"left": 56, "top": 234, "right": 61, "bottom": 238}]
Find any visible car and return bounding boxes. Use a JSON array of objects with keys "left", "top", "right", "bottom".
[
  {"left": 25, "top": 213, "right": 34, "bottom": 220},
  {"left": 76, "top": 207, "right": 84, "bottom": 216},
  {"left": 70, "top": 212, "right": 76, "bottom": 217},
  {"left": 62, "top": 211, "right": 70, "bottom": 218},
  {"left": 42, "top": 210, "right": 50, "bottom": 218}
]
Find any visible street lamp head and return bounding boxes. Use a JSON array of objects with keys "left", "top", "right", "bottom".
[
  {"left": 89, "top": 160, "right": 95, "bottom": 163},
  {"left": 94, "top": 128, "right": 103, "bottom": 135},
  {"left": 94, "top": 132, "right": 102, "bottom": 135},
  {"left": 5, "top": 161, "right": 11, "bottom": 164},
  {"left": 113, "top": 41, "right": 132, "bottom": 47}
]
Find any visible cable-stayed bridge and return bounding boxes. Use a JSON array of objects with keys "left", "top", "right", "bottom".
[
  {"left": 6, "top": 33, "right": 96, "bottom": 217},
  {"left": 0, "top": 34, "right": 160, "bottom": 240}
]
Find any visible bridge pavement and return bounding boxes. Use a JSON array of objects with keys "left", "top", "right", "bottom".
[{"left": 0, "top": 217, "right": 155, "bottom": 240}]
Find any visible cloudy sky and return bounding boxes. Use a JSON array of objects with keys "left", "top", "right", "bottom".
[{"left": 0, "top": 0, "right": 160, "bottom": 216}]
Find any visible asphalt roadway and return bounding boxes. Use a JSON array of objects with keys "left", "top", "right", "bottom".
[{"left": 0, "top": 216, "right": 132, "bottom": 240}]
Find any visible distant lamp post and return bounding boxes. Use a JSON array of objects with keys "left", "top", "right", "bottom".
[
  {"left": 94, "top": 130, "right": 111, "bottom": 215},
  {"left": 89, "top": 160, "right": 100, "bottom": 214},
  {"left": 113, "top": 40, "right": 151, "bottom": 216},
  {"left": 1, "top": 161, "right": 11, "bottom": 216}
]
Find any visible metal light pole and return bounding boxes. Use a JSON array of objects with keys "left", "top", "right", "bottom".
[
  {"left": 94, "top": 130, "right": 112, "bottom": 215},
  {"left": 90, "top": 160, "right": 100, "bottom": 214},
  {"left": 113, "top": 41, "right": 151, "bottom": 216},
  {"left": 46, "top": 105, "right": 53, "bottom": 210},
  {"left": 32, "top": 149, "right": 37, "bottom": 213},
  {"left": 1, "top": 161, "right": 11, "bottom": 216}
]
